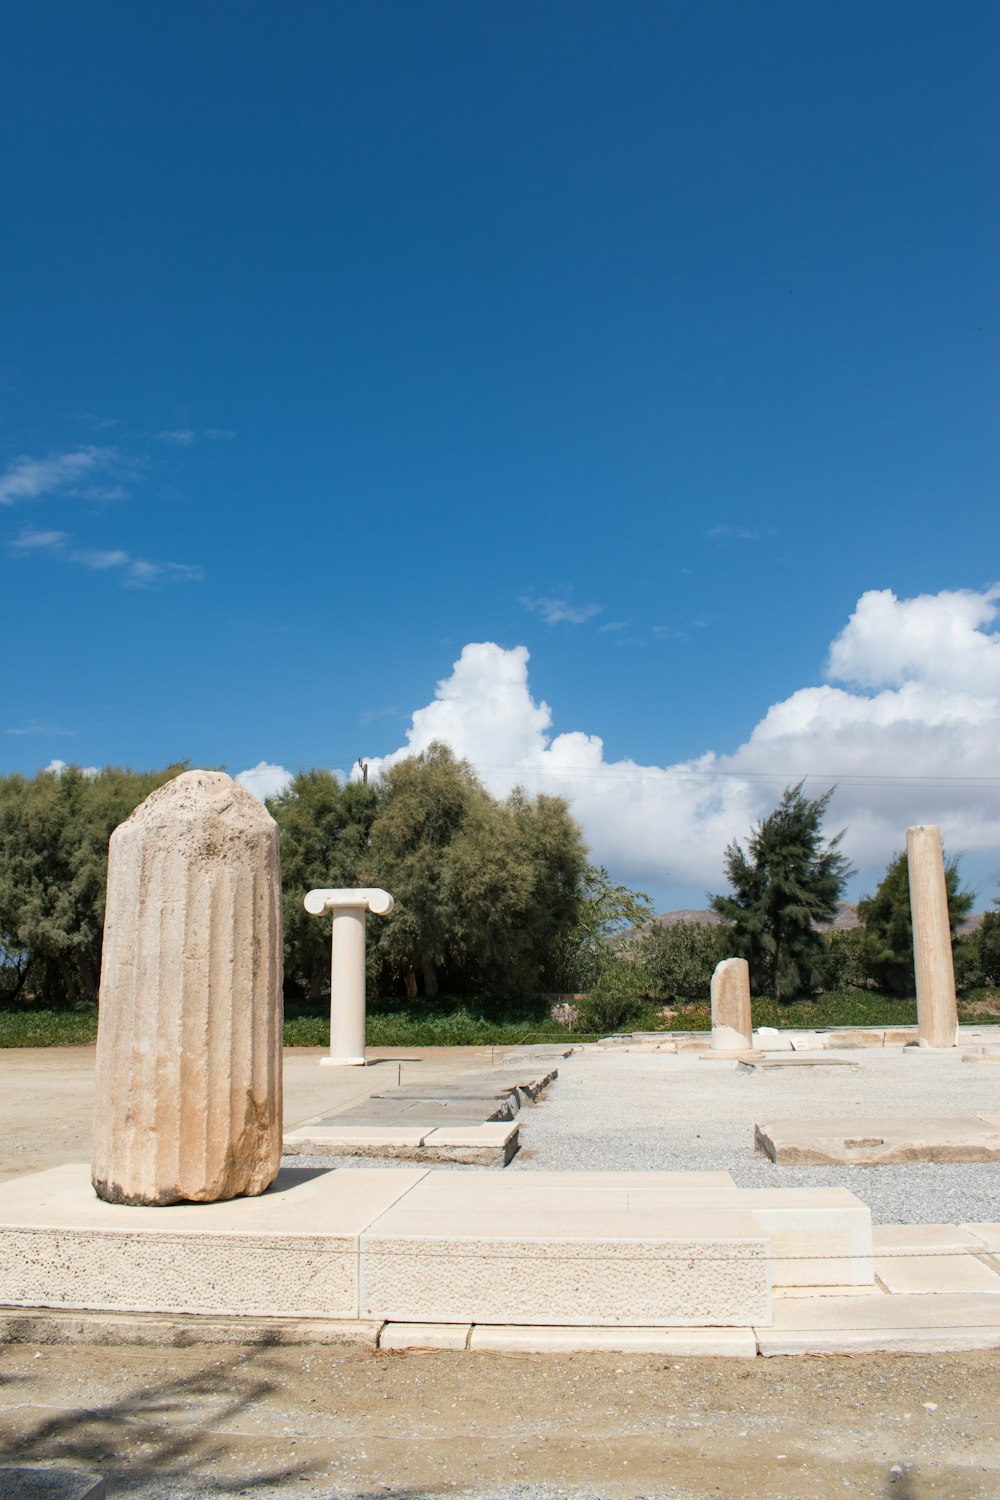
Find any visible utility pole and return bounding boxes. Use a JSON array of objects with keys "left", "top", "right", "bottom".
[{"left": 356, "top": 758, "right": 368, "bottom": 786}]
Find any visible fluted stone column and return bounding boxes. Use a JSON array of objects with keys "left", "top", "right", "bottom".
[
  {"left": 711, "top": 958, "right": 752, "bottom": 1051},
  {"left": 92, "top": 770, "right": 283, "bottom": 1205},
  {"left": 907, "top": 824, "right": 959, "bottom": 1048},
  {"left": 304, "top": 888, "right": 394, "bottom": 1066}
]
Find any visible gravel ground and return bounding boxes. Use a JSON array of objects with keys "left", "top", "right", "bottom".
[{"left": 510, "top": 1044, "right": 1000, "bottom": 1224}]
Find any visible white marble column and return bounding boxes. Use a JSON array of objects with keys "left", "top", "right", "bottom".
[
  {"left": 304, "top": 888, "right": 394, "bottom": 1066},
  {"left": 907, "top": 825, "right": 959, "bottom": 1048}
]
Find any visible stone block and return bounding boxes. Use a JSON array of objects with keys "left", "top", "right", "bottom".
[
  {"left": 740, "top": 1188, "right": 874, "bottom": 1287},
  {"left": 753, "top": 1028, "right": 794, "bottom": 1051},
  {"left": 360, "top": 1172, "right": 770, "bottom": 1326},
  {"left": 0, "top": 1163, "right": 424, "bottom": 1319},
  {"left": 824, "top": 1030, "right": 888, "bottom": 1049},
  {"left": 283, "top": 1126, "right": 430, "bottom": 1156},
  {"left": 756, "top": 1292, "right": 1000, "bottom": 1356},
  {"left": 754, "top": 1116, "right": 1000, "bottom": 1165},
  {"left": 468, "top": 1325, "right": 757, "bottom": 1356},
  {"left": 379, "top": 1322, "right": 471, "bottom": 1350},
  {"left": 961, "top": 1223, "right": 1000, "bottom": 1252},
  {"left": 0, "top": 1310, "right": 381, "bottom": 1348},
  {"left": 420, "top": 1123, "right": 520, "bottom": 1165}
]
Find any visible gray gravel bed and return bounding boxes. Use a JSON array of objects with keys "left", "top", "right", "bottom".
[{"left": 510, "top": 1046, "right": 1000, "bottom": 1224}]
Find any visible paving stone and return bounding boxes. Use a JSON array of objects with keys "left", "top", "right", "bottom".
[
  {"left": 872, "top": 1223, "right": 987, "bottom": 1255},
  {"left": 961, "top": 1222, "right": 1000, "bottom": 1251},
  {"left": 379, "top": 1322, "right": 471, "bottom": 1350},
  {"left": 756, "top": 1292, "right": 1000, "bottom": 1355},
  {"left": 755, "top": 1115, "right": 1000, "bottom": 1165},
  {"left": 468, "top": 1324, "right": 757, "bottom": 1356},
  {"left": 875, "top": 1253, "right": 1000, "bottom": 1296},
  {"left": 742, "top": 1057, "right": 859, "bottom": 1071}
]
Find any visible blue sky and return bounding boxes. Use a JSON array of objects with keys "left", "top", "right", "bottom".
[{"left": 2, "top": 2, "right": 998, "bottom": 910}]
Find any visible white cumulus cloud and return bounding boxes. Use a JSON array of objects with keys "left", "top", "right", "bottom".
[
  {"left": 360, "top": 586, "right": 1000, "bottom": 896},
  {"left": 236, "top": 761, "right": 295, "bottom": 802}
]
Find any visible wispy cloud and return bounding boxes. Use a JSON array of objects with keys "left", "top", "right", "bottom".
[
  {"left": 599, "top": 620, "right": 629, "bottom": 633},
  {"left": 520, "top": 594, "right": 603, "bottom": 626},
  {"left": 9, "top": 526, "right": 203, "bottom": 587},
  {"left": 359, "top": 705, "right": 400, "bottom": 725},
  {"left": 205, "top": 427, "right": 235, "bottom": 440},
  {"left": 156, "top": 428, "right": 196, "bottom": 446},
  {"left": 10, "top": 527, "right": 70, "bottom": 552},
  {"left": 707, "top": 523, "right": 759, "bottom": 541},
  {"left": 5, "top": 724, "right": 76, "bottom": 737},
  {"left": 0, "top": 447, "right": 117, "bottom": 506}
]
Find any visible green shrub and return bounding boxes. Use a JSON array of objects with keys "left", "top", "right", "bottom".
[{"left": 641, "top": 921, "right": 730, "bottom": 1001}]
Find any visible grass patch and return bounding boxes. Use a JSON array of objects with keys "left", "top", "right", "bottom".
[
  {"left": 0, "top": 1006, "right": 100, "bottom": 1047},
  {"left": 3, "top": 987, "right": 995, "bottom": 1049}
]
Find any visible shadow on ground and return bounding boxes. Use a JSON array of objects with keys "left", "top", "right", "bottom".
[{"left": 0, "top": 1339, "right": 309, "bottom": 1495}]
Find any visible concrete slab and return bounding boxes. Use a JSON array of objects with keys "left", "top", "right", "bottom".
[
  {"left": 360, "top": 1172, "right": 771, "bottom": 1326},
  {"left": 0, "top": 1470, "right": 104, "bottom": 1500},
  {"left": 0, "top": 1163, "right": 426, "bottom": 1319},
  {"left": 757, "top": 1292, "right": 1000, "bottom": 1355},
  {"left": 755, "top": 1115, "right": 1000, "bottom": 1165},
  {"left": 872, "top": 1224, "right": 988, "bottom": 1255},
  {"left": 379, "top": 1322, "right": 471, "bottom": 1350},
  {"left": 468, "top": 1324, "right": 758, "bottom": 1356},
  {"left": 875, "top": 1254, "right": 1000, "bottom": 1296},
  {"left": 961, "top": 1223, "right": 1000, "bottom": 1252}
]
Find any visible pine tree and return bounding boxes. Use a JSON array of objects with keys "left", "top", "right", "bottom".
[
  {"left": 857, "top": 850, "right": 973, "bottom": 996},
  {"left": 710, "top": 783, "right": 852, "bottom": 999}
]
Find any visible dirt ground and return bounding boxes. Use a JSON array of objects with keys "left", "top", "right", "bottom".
[{"left": 2, "top": 1341, "right": 998, "bottom": 1498}]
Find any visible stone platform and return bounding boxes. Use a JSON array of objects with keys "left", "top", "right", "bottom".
[
  {"left": 755, "top": 1114, "right": 1000, "bottom": 1165},
  {"left": 2, "top": 1165, "right": 999, "bottom": 1356},
  {"left": 0, "top": 1164, "right": 880, "bottom": 1330}
]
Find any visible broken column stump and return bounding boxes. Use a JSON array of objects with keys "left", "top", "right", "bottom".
[{"left": 91, "top": 770, "right": 283, "bottom": 1205}]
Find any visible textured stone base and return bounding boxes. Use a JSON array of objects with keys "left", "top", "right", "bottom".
[
  {"left": 0, "top": 1163, "right": 424, "bottom": 1319},
  {"left": 360, "top": 1171, "right": 772, "bottom": 1326},
  {"left": 0, "top": 1165, "right": 880, "bottom": 1331}
]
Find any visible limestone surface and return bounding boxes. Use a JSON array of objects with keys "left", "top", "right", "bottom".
[
  {"left": 711, "top": 957, "right": 752, "bottom": 1051},
  {"left": 91, "top": 770, "right": 284, "bottom": 1206}
]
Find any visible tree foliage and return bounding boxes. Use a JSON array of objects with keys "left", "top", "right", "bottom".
[
  {"left": 276, "top": 743, "right": 590, "bottom": 1002},
  {"left": 709, "top": 783, "right": 852, "bottom": 999},
  {"left": 641, "top": 920, "right": 731, "bottom": 1002},
  {"left": 856, "top": 850, "right": 973, "bottom": 997},
  {"left": 0, "top": 763, "right": 186, "bottom": 1005}
]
